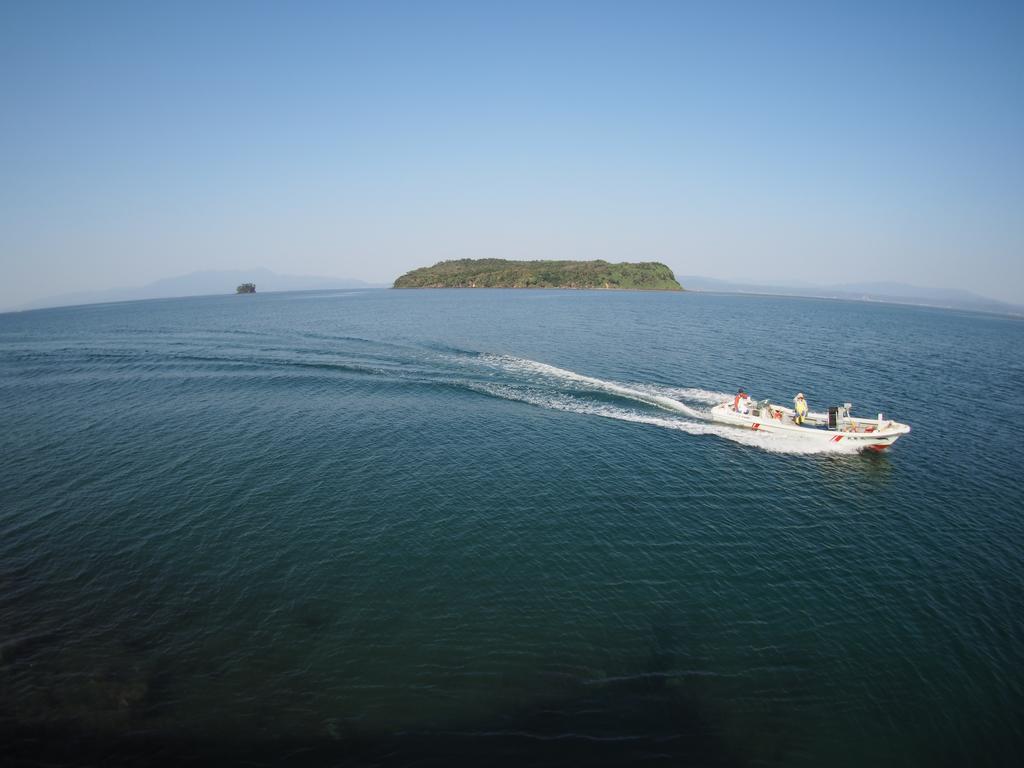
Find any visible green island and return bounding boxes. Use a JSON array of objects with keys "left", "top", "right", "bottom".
[{"left": 393, "top": 259, "right": 683, "bottom": 291}]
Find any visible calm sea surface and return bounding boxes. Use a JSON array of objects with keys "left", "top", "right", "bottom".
[{"left": 1, "top": 289, "right": 1022, "bottom": 766}]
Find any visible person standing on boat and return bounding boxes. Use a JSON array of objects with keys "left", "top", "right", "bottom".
[
  {"left": 794, "top": 392, "right": 808, "bottom": 425},
  {"left": 734, "top": 388, "right": 751, "bottom": 414}
]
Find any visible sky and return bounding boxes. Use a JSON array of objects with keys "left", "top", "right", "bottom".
[{"left": 1, "top": 0, "right": 1022, "bottom": 309}]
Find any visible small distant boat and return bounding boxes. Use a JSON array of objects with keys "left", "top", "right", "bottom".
[
  {"left": 709, "top": 398, "right": 911, "bottom": 451},
  {"left": 236, "top": 283, "right": 256, "bottom": 294}
]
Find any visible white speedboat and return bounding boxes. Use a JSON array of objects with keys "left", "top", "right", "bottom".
[{"left": 709, "top": 398, "right": 911, "bottom": 451}]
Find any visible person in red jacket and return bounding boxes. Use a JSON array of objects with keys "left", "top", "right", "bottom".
[{"left": 733, "top": 388, "right": 750, "bottom": 414}]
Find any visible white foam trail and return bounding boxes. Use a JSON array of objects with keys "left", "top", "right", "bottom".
[
  {"left": 468, "top": 383, "right": 862, "bottom": 455},
  {"left": 467, "top": 356, "right": 868, "bottom": 455},
  {"left": 477, "top": 355, "right": 708, "bottom": 419},
  {"left": 624, "top": 383, "right": 731, "bottom": 406}
]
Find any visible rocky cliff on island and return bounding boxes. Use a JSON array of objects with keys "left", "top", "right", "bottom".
[{"left": 393, "top": 259, "right": 683, "bottom": 291}]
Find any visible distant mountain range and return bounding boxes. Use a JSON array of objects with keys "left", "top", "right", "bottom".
[
  {"left": 676, "top": 275, "right": 1023, "bottom": 317},
  {"left": 18, "top": 269, "right": 385, "bottom": 311}
]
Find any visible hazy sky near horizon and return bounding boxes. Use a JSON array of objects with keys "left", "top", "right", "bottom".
[{"left": 2, "top": 0, "right": 1023, "bottom": 309}]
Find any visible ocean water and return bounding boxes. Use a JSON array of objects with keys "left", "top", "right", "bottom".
[{"left": 1, "top": 289, "right": 1022, "bottom": 766}]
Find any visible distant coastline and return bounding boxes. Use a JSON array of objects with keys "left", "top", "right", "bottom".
[
  {"left": 675, "top": 275, "right": 1024, "bottom": 318},
  {"left": 393, "top": 259, "right": 683, "bottom": 291},
  {"left": 14, "top": 269, "right": 384, "bottom": 312}
]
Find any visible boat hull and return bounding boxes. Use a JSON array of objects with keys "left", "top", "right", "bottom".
[{"left": 709, "top": 403, "right": 910, "bottom": 451}]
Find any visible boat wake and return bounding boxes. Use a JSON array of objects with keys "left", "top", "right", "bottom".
[
  {"left": 462, "top": 354, "right": 864, "bottom": 455},
  {"left": 134, "top": 331, "right": 865, "bottom": 455}
]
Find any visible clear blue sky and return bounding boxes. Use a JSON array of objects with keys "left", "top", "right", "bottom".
[{"left": 2, "top": 0, "right": 1022, "bottom": 308}]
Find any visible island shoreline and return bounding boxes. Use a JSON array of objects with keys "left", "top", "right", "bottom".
[{"left": 393, "top": 259, "right": 684, "bottom": 291}]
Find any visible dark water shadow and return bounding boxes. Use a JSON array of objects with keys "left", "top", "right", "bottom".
[
  {"left": 1, "top": 618, "right": 745, "bottom": 767},
  {"left": 1, "top": 682, "right": 740, "bottom": 768}
]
